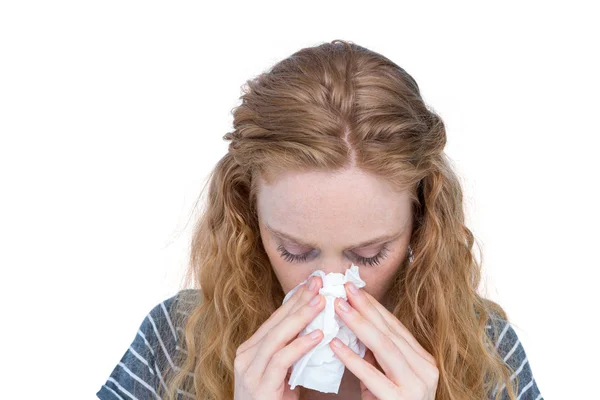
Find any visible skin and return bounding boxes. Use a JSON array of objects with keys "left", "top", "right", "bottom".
[
  {"left": 251, "top": 166, "right": 438, "bottom": 399},
  {"left": 256, "top": 166, "right": 414, "bottom": 312}
]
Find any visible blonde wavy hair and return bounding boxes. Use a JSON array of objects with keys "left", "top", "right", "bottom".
[{"left": 157, "top": 40, "right": 519, "bottom": 400}]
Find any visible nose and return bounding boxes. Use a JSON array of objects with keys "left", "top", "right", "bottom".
[{"left": 315, "top": 260, "right": 354, "bottom": 276}]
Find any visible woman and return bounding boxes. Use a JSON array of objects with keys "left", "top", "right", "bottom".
[{"left": 97, "top": 40, "right": 543, "bottom": 400}]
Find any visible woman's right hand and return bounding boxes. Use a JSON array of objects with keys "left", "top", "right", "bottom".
[{"left": 234, "top": 276, "right": 325, "bottom": 400}]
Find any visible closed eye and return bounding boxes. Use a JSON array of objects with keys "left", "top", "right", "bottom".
[{"left": 276, "top": 244, "right": 390, "bottom": 267}]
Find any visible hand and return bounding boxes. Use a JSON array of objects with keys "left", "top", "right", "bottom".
[
  {"left": 329, "top": 283, "right": 439, "bottom": 400},
  {"left": 234, "top": 276, "right": 326, "bottom": 400}
]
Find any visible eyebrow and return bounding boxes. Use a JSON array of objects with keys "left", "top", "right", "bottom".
[{"left": 265, "top": 223, "right": 406, "bottom": 250}]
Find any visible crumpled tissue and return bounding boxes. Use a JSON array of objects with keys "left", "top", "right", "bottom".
[{"left": 282, "top": 263, "right": 367, "bottom": 394}]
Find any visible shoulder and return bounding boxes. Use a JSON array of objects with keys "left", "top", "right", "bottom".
[
  {"left": 135, "top": 288, "right": 202, "bottom": 354},
  {"left": 484, "top": 313, "right": 544, "bottom": 400},
  {"left": 96, "top": 289, "right": 202, "bottom": 400}
]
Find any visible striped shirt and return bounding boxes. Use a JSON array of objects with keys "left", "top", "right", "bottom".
[{"left": 96, "top": 290, "right": 544, "bottom": 399}]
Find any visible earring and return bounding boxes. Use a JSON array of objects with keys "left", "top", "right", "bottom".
[{"left": 408, "top": 244, "right": 414, "bottom": 264}]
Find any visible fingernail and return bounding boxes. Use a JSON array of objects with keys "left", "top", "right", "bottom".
[
  {"left": 347, "top": 282, "right": 359, "bottom": 295},
  {"left": 331, "top": 338, "right": 343, "bottom": 348},
  {"left": 337, "top": 298, "right": 351, "bottom": 312},
  {"left": 309, "top": 294, "right": 321, "bottom": 307},
  {"left": 310, "top": 330, "right": 322, "bottom": 339},
  {"left": 308, "top": 277, "right": 316, "bottom": 291}
]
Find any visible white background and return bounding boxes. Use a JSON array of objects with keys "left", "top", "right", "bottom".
[{"left": 1, "top": 1, "right": 597, "bottom": 399}]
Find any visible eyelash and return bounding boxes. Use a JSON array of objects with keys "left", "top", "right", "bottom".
[{"left": 276, "top": 244, "right": 390, "bottom": 267}]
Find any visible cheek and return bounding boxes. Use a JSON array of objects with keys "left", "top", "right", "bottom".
[
  {"left": 261, "top": 232, "right": 409, "bottom": 296},
  {"left": 261, "top": 234, "right": 281, "bottom": 268},
  {"left": 361, "top": 250, "right": 405, "bottom": 298},
  {"left": 275, "top": 268, "right": 311, "bottom": 295},
  {"left": 260, "top": 233, "right": 310, "bottom": 294},
  {"left": 265, "top": 247, "right": 308, "bottom": 295}
]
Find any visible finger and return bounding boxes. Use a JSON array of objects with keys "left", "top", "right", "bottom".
[
  {"left": 238, "top": 276, "right": 321, "bottom": 356},
  {"left": 261, "top": 329, "right": 324, "bottom": 392},
  {"left": 329, "top": 338, "right": 399, "bottom": 400},
  {"left": 360, "top": 380, "right": 378, "bottom": 400},
  {"left": 255, "top": 276, "right": 321, "bottom": 354},
  {"left": 362, "top": 290, "right": 437, "bottom": 366},
  {"left": 346, "top": 284, "right": 435, "bottom": 381},
  {"left": 360, "top": 349, "right": 382, "bottom": 400},
  {"left": 289, "top": 276, "right": 322, "bottom": 316},
  {"left": 334, "top": 297, "right": 418, "bottom": 386},
  {"left": 363, "top": 348, "right": 380, "bottom": 371},
  {"left": 237, "top": 285, "right": 306, "bottom": 356},
  {"left": 360, "top": 381, "right": 378, "bottom": 400},
  {"left": 346, "top": 284, "right": 438, "bottom": 379},
  {"left": 248, "top": 293, "right": 326, "bottom": 380},
  {"left": 344, "top": 283, "right": 396, "bottom": 337},
  {"left": 238, "top": 278, "right": 323, "bottom": 373}
]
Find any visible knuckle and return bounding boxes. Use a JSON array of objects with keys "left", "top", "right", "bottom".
[
  {"left": 412, "top": 379, "right": 427, "bottom": 396},
  {"left": 307, "top": 297, "right": 321, "bottom": 310},
  {"left": 427, "top": 354, "right": 438, "bottom": 366},
  {"left": 381, "top": 335, "right": 397, "bottom": 352},
  {"left": 266, "top": 327, "right": 288, "bottom": 346},
  {"left": 233, "top": 355, "right": 246, "bottom": 374},
  {"left": 291, "top": 286, "right": 305, "bottom": 301},
  {"left": 242, "top": 379, "right": 255, "bottom": 394},
  {"left": 427, "top": 365, "right": 440, "bottom": 383},
  {"left": 243, "top": 371, "right": 259, "bottom": 390},
  {"left": 233, "top": 361, "right": 246, "bottom": 382},
  {"left": 269, "top": 350, "right": 286, "bottom": 369},
  {"left": 300, "top": 301, "right": 320, "bottom": 316},
  {"left": 378, "top": 320, "right": 394, "bottom": 336},
  {"left": 235, "top": 344, "right": 246, "bottom": 357},
  {"left": 301, "top": 287, "right": 316, "bottom": 301}
]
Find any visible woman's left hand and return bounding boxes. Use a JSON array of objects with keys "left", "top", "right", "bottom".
[{"left": 329, "top": 282, "right": 440, "bottom": 400}]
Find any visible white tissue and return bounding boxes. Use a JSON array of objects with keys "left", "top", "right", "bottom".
[{"left": 282, "top": 263, "right": 367, "bottom": 394}]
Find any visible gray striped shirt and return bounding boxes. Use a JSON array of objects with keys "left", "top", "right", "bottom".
[{"left": 96, "top": 290, "right": 543, "bottom": 399}]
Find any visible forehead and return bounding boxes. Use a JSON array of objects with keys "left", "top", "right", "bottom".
[{"left": 256, "top": 168, "right": 412, "bottom": 238}]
